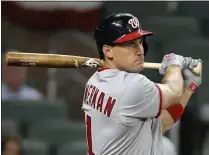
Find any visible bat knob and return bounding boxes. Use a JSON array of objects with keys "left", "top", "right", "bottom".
[{"left": 192, "top": 62, "right": 202, "bottom": 76}]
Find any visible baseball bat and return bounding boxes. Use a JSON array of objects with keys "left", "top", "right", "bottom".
[{"left": 6, "top": 52, "right": 202, "bottom": 75}]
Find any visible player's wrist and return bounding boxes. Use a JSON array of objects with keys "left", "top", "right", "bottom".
[
  {"left": 183, "top": 68, "right": 202, "bottom": 94},
  {"left": 184, "top": 80, "right": 198, "bottom": 94}
]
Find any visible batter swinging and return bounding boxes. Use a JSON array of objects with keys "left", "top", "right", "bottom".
[{"left": 82, "top": 13, "right": 202, "bottom": 155}]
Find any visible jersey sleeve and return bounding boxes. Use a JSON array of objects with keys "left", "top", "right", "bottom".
[{"left": 119, "top": 74, "right": 162, "bottom": 119}]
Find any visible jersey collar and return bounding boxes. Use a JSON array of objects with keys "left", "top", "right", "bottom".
[{"left": 97, "top": 67, "right": 112, "bottom": 72}]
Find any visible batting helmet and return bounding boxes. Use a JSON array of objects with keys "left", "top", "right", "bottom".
[{"left": 94, "top": 13, "right": 154, "bottom": 59}]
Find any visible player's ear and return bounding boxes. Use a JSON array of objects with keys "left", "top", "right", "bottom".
[{"left": 103, "top": 45, "right": 113, "bottom": 59}]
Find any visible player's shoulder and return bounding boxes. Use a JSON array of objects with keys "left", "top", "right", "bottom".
[
  {"left": 125, "top": 72, "right": 153, "bottom": 85},
  {"left": 88, "top": 69, "right": 136, "bottom": 81},
  {"left": 122, "top": 72, "right": 156, "bottom": 94},
  {"left": 118, "top": 71, "right": 140, "bottom": 83},
  {"left": 87, "top": 69, "right": 153, "bottom": 88}
]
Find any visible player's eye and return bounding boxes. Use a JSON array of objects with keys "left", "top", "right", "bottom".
[
  {"left": 125, "top": 42, "right": 135, "bottom": 47},
  {"left": 116, "top": 39, "right": 142, "bottom": 48},
  {"left": 139, "top": 39, "right": 143, "bottom": 44}
]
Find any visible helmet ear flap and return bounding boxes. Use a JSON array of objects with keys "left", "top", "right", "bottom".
[
  {"left": 142, "top": 38, "right": 148, "bottom": 56},
  {"left": 97, "top": 45, "right": 105, "bottom": 60}
]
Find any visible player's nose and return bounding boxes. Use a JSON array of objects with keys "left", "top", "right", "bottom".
[{"left": 136, "top": 45, "right": 144, "bottom": 56}]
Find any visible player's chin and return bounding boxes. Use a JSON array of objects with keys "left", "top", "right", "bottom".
[
  {"left": 131, "top": 63, "right": 144, "bottom": 73},
  {"left": 136, "top": 61, "right": 144, "bottom": 71},
  {"left": 137, "top": 66, "right": 144, "bottom": 72}
]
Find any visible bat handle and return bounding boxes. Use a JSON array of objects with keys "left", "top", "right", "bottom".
[
  {"left": 192, "top": 62, "right": 202, "bottom": 76},
  {"left": 144, "top": 62, "right": 202, "bottom": 76}
]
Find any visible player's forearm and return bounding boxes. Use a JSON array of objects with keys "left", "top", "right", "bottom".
[
  {"left": 161, "top": 87, "right": 193, "bottom": 134},
  {"left": 161, "top": 109, "right": 174, "bottom": 134},
  {"left": 161, "top": 65, "right": 184, "bottom": 105},
  {"left": 179, "top": 87, "right": 193, "bottom": 108}
]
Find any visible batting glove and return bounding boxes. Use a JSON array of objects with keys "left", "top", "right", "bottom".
[
  {"left": 159, "top": 53, "right": 185, "bottom": 75},
  {"left": 183, "top": 59, "right": 202, "bottom": 93},
  {"left": 184, "top": 57, "right": 199, "bottom": 69}
]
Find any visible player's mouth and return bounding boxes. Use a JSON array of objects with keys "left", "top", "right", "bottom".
[{"left": 134, "top": 59, "right": 144, "bottom": 63}]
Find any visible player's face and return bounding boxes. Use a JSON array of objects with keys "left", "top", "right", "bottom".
[{"left": 112, "top": 38, "right": 144, "bottom": 72}]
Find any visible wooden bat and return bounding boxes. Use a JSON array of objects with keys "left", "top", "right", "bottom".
[{"left": 6, "top": 52, "right": 202, "bottom": 75}]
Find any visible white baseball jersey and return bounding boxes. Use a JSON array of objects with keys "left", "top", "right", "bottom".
[
  {"left": 82, "top": 68, "right": 163, "bottom": 155},
  {"left": 162, "top": 136, "right": 177, "bottom": 155}
]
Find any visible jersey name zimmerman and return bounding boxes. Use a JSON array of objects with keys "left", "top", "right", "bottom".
[{"left": 83, "top": 84, "right": 116, "bottom": 117}]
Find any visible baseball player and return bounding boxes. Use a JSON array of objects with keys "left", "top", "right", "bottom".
[{"left": 82, "top": 13, "right": 202, "bottom": 155}]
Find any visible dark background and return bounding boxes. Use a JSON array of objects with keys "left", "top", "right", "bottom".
[{"left": 1, "top": 1, "right": 209, "bottom": 155}]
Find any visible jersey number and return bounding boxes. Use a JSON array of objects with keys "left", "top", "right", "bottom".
[{"left": 86, "top": 115, "right": 95, "bottom": 155}]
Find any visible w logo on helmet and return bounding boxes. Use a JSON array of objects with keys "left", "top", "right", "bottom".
[{"left": 128, "top": 17, "right": 140, "bottom": 29}]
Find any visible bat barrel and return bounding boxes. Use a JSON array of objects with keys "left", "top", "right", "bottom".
[
  {"left": 6, "top": 52, "right": 102, "bottom": 68},
  {"left": 6, "top": 52, "right": 72, "bottom": 68}
]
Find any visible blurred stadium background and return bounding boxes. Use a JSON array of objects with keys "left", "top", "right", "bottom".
[{"left": 1, "top": 1, "right": 209, "bottom": 155}]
